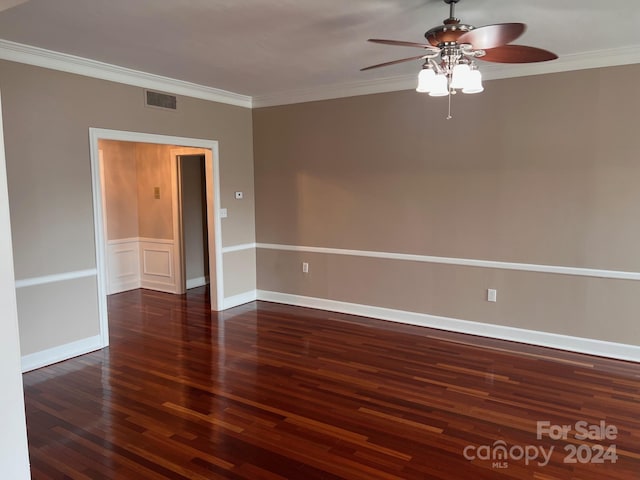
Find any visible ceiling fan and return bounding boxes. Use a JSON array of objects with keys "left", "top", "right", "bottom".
[{"left": 362, "top": 0, "right": 558, "bottom": 114}]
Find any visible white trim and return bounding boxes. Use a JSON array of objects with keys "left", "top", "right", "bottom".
[
  {"left": 223, "top": 290, "right": 257, "bottom": 309},
  {"left": 480, "top": 45, "right": 640, "bottom": 83},
  {"left": 14, "top": 269, "right": 97, "bottom": 289},
  {"left": 107, "top": 237, "right": 139, "bottom": 245},
  {"left": 170, "top": 147, "right": 214, "bottom": 295},
  {"left": 252, "top": 45, "right": 640, "bottom": 108},
  {"left": 141, "top": 246, "right": 173, "bottom": 278},
  {"left": 1, "top": 88, "right": 32, "bottom": 479},
  {"left": 0, "top": 39, "right": 252, "bottom": 108},
  {"left": 252, "top": 75, "right": 417, "bottom": 108},
  {"left": 170, "top": 152, "right": 184, "bottom": 294},
  {"left": 222, "top": 242, "right": 256, "bottom": 254},
  {"left": 90, "top": 129, "right": 226, "bottom": 353},
  {"left": 186, "top": 276, "right": 209, "bottom": 290},
  {"left": 1, "top": 39, "right": 637, "bottom": 110},
  {"left": 106, "top": 239, "right": 140, "bottom": 294},
  {"left": 21, "top": 334, "right": 103, "bottom": 373},
  {"left": 256, "top": 243, "right": 640, "bottom": 281},
  {"left": 207, "top": 145, "right": 225, "bottom": 311},
  {"left": 138, "top": 237, "right": 174, "bottom": 245},
  {"left": 256, "top": 291, "right": 640, "bottom": 363}
]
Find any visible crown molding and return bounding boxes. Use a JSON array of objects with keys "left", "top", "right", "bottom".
[
  {"left": 252, "top": 74, "right": 417, "bottom": 109},
  {"left": 0, "top": 39, "right": 253, "bottom": 108},
  {"left": 480, "top": 44, "right": 640, "bottom": 82},
  {"left": 1, "top": 39, "right": 638, "bottom": 110},
  {"left": 252, "top": 45, "right": 640, "bottom": 108}
]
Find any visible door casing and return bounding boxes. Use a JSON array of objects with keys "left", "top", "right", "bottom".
[{"left": 89, "top": 128, "right": 224, "bottom": 348}]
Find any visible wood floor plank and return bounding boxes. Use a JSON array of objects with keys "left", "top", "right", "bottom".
[{"left": 23, "top": 287, "right": 640, "bottom": 479}]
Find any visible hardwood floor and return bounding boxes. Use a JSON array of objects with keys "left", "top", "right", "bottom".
[{"left": 24, "top": 287, "right": 640, "bottom": 479}]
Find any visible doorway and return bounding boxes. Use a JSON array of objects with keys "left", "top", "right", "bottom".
[
  {"left": 177, "top": 153, "right": 210, "bottom": 291},
  {"left": 89, "top": 128, "right": 224, "bottom": 348}
]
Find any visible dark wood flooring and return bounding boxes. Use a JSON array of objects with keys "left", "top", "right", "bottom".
[{"left": 23, "top": 287, "right": 640, "bottom": 479}]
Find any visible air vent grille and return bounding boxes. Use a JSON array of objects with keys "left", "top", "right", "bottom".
[{"left": 145, "top": 90, "right": 177, "bottom": 110}]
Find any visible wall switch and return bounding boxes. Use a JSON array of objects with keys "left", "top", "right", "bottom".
[
  {"left": 153, "top": 186, "right": 160, "bottom": 199},
  {"left": 220, "top": 208, "right": 228, "bottom": 218},
  {"left": 302, "top": 262, "right": 309, "bottom": 273},
  {"left": 234, "top": 191, "right": 243, "bottom": 199},
  {"left": 487, "top": 289, "right": 497, "bottom": 302}
]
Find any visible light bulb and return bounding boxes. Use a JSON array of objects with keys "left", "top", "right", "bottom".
[
  {"left": 462, "top": 69, "right": 484, "bottom": 94},
  {"left": 416, "top": 68, "right": 436, "bottom": 93},
  {"left": 428, "top": 74, "right": 449, "bottom": 97},
  {"left": 450, "top": 63, "right": 471, "bottom": 90}
]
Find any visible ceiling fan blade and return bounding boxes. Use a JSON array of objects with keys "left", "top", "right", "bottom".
[
  {"left": 360, "top": 55, "right": 427, "bottom": 71},
  {"left": 480, "top": 45, "right": 558, "bottom": 63},
  {"left": 368, "top": 38, "right": 436, "bottom": 49},
  {"left": 457, "top": 23, "right": 526, "bottom": 50}
]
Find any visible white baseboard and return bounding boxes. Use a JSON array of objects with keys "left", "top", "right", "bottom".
[
  {"left": 256, "top": 291, "right": 640, "bottom": 363},
  {"left": 109, "top": 279, "right": 140, "bottom": 294},
  {"left": 186, "top": 276, "right": 209, "bottom": 290},
  {"left": 223, "top": 290, "right": 257, "bottom": 309},
  {"left": 140, "top": 280, "right": 179, "bottom": 294},
  {"left": 21, "top": 334, "right": 104, "bottom": 373}
]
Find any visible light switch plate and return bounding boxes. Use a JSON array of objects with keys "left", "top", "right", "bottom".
[
  {"left": 487, "top": 289, "right": 497, "bottom": 302},
  {"left": 220, "top": 208, "right": 228, "bottom": 218}
]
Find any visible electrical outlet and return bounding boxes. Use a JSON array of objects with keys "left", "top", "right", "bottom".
[
  {"left": 487, "top": 289, "right": 497, "bottom": 302},
  {"left": 302, "top": 262, "right": 309, "bottom": 273}
]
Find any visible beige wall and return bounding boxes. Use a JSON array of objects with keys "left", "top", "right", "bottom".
[
  {"left": 253, "top": 64, "right": 640, "bottom": 345},
  {"left": 100, "top": 140, "right": 139, "bottom": 240},
  {"left": 1, "top": 59, "right": 256, "bottom": 356},
  {"left": 135, "top": 143, "right": 175, "bottom": 240}
]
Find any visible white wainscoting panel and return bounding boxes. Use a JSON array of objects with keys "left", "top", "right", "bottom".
[
  {"left": 140, "top": 238, "right": 178, "bottom": 293},
  {"left": 106, "top": 238, "right": 179, "bottom": 294},
  {"left": 106, "top": 238, "right": 140, "bottom": 294}
]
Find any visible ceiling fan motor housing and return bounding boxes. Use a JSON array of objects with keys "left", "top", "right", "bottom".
[{"left": 425, "top": 20, "right": 475, "bottom": 47}]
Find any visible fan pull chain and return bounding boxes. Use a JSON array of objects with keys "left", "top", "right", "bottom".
[{"left": 447, "top": 91, "right": 452, "bottom": 120}]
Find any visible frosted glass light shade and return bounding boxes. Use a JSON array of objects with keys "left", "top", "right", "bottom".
[
  {"left": 462, "top": 70, "right": 484, "bottom": 94},
  {"left": 450, "top": 64, "right": 471, "bottom": 89},
  {"left": 428, "top": 74, "right": 449, "bottom": 97},
  {"left": 416, "top": 68, "right": 436, "bottom": 93}
]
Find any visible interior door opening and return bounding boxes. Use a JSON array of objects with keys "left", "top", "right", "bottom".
[
  {"left": 178, "top": 154, "right": 210, "bottom": 291},
  {"left": 90, "top": 128, "right": 224, "bottom": 349}
]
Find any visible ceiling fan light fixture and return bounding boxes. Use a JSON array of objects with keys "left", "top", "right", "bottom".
[
  {"left": 428, "top": 74, "right": 449, "bottom": 97},
  {"left": 416, "top": 67, "right": 436, "bottom": 92},
  {"left": 362, "top": 0, "right": 557, "bottom": 116},
  {"left": 462, "top": 69, "right": 484, "bottom": 94},
  {"left": 450, "top": 63, "right": 471, "bottom": 89}
]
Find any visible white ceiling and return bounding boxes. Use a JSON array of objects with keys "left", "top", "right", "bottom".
[{"left": 0, "top": 0, "right": 639, "bottom": 103}]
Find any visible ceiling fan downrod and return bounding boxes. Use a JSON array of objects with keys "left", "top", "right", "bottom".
[{"left": 443, "top": 0, "right": 460, "bottom": 23}]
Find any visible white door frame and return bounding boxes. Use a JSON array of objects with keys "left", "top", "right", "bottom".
[
  {"left": 171, "top": 147, "right": 212, "bottom": 294},
  {"left": 89, "top": 128, "right": 224, "bottom": 348}
]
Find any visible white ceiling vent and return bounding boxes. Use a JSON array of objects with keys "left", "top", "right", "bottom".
[{"left": 145, "top": 89, "right": 177, "bottom": 111}]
